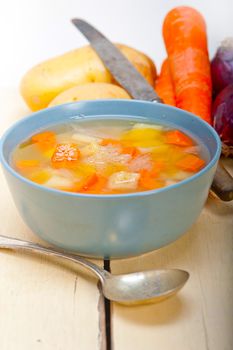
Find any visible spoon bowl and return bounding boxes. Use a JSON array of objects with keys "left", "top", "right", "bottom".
[
  {"left": 102, "top": 269, "right": 189, "bottom": 304},
  {"left": 0, "top": 235, "right": 189, "bottom": 304}
]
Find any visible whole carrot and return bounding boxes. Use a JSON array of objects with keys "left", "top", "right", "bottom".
[
  {"left": 163, "top": 6, "right": 212, "bottom": 123},
  {"left": 155, "top": 59, "right": 176, "bottom": 106}
]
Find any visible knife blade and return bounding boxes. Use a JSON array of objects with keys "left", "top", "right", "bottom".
[
  {"left": 71, "top": 18, "right": 233, "bottom": 201},
  {"left": 71, "top": 18, "right": 162, "bottom": 102}
]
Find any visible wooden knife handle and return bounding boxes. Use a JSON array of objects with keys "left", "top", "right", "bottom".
[{"left": 211, "top": 162, "right": 233, "bottom": 201}]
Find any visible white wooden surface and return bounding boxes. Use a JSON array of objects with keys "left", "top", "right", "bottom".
[{"left": 0, "top": 89, "right": 233, "bottom": 350}]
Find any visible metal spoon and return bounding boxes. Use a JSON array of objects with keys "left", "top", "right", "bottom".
[{"left": 0, "top": 235, "right": 189, "bottom": 304}]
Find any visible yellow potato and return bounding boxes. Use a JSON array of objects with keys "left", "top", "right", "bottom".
[
  {"left": 20, "top": 44, "right": 157, "bottom": 111},
  {"left": 48, "top": 82, "right": 131, "bottom": 107}
]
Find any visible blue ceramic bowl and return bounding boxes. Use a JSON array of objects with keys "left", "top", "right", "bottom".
[{"left": 0, "top": 100, "right": 221, "bottom": 258}]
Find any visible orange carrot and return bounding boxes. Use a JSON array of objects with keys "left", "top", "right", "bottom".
[
  {"left": 31, "top": 131, "right": 56, "bottom": 151},
  {"left": 163, "top": 6, "right": 212, "bottom": 123},
  {"left": 138, "top": 160, "right": 165, "bottom": 190},
  {"left": 155, "top": 59, "right": 176, "bottom": 106},
  {"left": 81, "top": 173, "right": 99, "bottom": 191},
  {"left": 165, "top": 130, "right": 194, "bottom": 147},
  {"left": 91, "top": 176, "right": 107, "bottom": 192},
  {"left": 87, "top": 175, "right": 107, "bottom": 193},
  {"left": 120, "top": 146, "right": 140, "bottom": 158},
  {"left": 15, "top": 159, "right": 40, "bottom": 170},
  {"left": 139, "top": 170, "right": 165, "bottom": 190},
  {"left": 144, "top": 161, "right": 166, "bottom": 177},
  {"left": 51, "top": 144, "right": 80, "bottom": 168},
  {"left": 152, "top": 160, "right": 166, "bottom": 174},
  {"left": 176, "top": 154, "right": 205, "bottom": 172},
  {"left": 100, "top": 139, "right": 121, "bottom": 147},
  {"left": 78, "top": 173, "right": 107, "bottom": 193}
]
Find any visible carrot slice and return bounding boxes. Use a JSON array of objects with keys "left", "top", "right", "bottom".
[
  {"left": 165, "top": 130, "right": 194, "bottom": 146},
  {"left": 31, "top": 131, "right": 56, "bottom": 151},
  {"left": 77, "top": 173, "right": 107, "bottom": 193},
  {"left": 82, "top": 173, "right": 99, "bottom": 191},
  {"left": 15, "top": 159, "right": 40, "bottom": 170},
  {"left": 120, "top": 146, "right": 141, "bottom": 158},
  {"left": 139, "top": 171, "right": 165, "bottom": 190},
  {"left": 85, "top": 175, "right": 107, "bottom": 193},
  {"left": 176, "top": 154, "right": 205, "bottom": 172},
  {"left": 152, "top": 160, "right": 166, "bottom": 174},
  {"left": 142, "top": 160, "right": 165, "bottom": 177},
  {"left": 155, "top": 59, "right": 176, "bottom": 106},
  {"left": 138, "top": 160, "right": 166, "bottom": 190},
  {"left": 100, "top": 139, "right": 122, "bottom": 147},
  {"left": 163, "top": 6, "right": 212, "bottom": 123},
  {"left": 51, "top": 143, "right": 80, "bottom": 169}
]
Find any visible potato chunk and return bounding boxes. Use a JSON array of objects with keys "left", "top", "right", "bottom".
[
  {"left": 108, "top": 171, "right": 140, "bottom": 190},
  {"left": 72, "top": 133, "right": 101, "bottom": 145}
]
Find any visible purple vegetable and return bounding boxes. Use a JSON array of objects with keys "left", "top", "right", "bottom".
[
  {"left": 212, "top": 84, "right": 233, "bottom": 156},
  {"left": 211, "top": 38, "right": 233, "bottom": 96}
]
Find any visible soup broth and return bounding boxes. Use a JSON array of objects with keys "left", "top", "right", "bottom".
[{"left": 12, "top": 119, "right": 209, "bottom": 194}]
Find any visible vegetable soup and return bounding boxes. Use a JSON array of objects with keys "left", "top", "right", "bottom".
[{"left": 12, "top": 119, "right": 208, "bottom": 194}]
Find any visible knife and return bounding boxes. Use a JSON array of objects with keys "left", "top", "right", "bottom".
[
  {"left": 71, "top": 18, "right": 233, "bottom": 201},
  {"left": 72, "top": 18, "right": 161, "bottom": 103}
]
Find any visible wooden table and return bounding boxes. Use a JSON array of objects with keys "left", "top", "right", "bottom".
[{"left": 0, "top": 89, "right": 232, "bottom": 350}]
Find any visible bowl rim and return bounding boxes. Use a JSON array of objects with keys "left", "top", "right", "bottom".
[{"left": 0, "top": 99, "right": 222, "bottom": 199}]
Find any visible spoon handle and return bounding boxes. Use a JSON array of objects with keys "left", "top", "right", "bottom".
[{"left": 0, "top": 235, "right": 106, "bottom": 281}]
